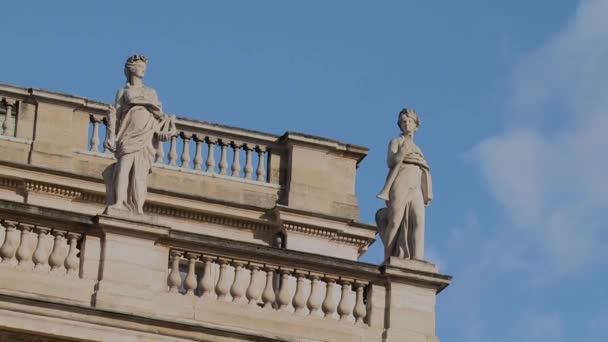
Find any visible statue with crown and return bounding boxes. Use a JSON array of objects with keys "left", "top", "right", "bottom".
[{"left": 103, "top": 54, "right": 176, "bottom": 216}]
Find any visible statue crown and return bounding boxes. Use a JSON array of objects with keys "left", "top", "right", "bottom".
[{"left": 126, "top": 54, "right": 148, "bottom": 65}]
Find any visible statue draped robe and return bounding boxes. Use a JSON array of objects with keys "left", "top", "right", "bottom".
[
  {"left": 378, "top": 135, "right": 433, "bottom": 260},
  {"left": 104, "top": 84, "right": 174, "bottom": 214}
]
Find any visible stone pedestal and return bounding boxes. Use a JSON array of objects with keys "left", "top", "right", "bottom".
[
  {"left": 381, "top": 258, "right": 451, "bottom": 342},
  {"left": 92, "top": 210, "right": 171, "bottom": 313}
]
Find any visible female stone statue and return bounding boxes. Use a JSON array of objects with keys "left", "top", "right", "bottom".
[
  {"left": 103, "top": 54, "right": 175, "bottom": 215},
  {"left": 376, "top": 108, "right": 432, "bottom": 260}
]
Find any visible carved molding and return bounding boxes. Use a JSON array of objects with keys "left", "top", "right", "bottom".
[
  {"left": 23, "top": 180, "right": 82, "bottom": 199},
  {"left": 0, "top": 176, "right": 371, "bottom": 250},
  {"left": 283, "top": 221, "right": 373, "bottom": 251}
]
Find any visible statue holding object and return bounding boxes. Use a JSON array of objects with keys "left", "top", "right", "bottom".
[
  {"left": 103, "top": 54, "right": 176, "bottom": 215},
  {"left": 376, "top": 108, "right": 433, "bottom": 261}
]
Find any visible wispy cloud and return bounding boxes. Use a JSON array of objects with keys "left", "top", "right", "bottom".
[{"left": 470, "top": 0, "right": 608, "bottom": 276}]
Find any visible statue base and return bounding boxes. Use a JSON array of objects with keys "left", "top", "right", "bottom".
[{"left": 383, "top": 256, "right": 438, "bottom": 273}]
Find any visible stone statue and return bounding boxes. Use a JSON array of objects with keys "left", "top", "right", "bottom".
[
  {"left": 376, "top": 108, "right": 432, "bottom": 260},
  {"left": 103, "top": 54, "right": 176, "bottom": 215}
]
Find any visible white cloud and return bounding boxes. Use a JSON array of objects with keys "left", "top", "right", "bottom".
[{"left": 470, "top": 0, "right": 608, "bottom": 275}]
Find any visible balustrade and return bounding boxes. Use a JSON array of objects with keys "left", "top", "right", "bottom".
[
  {"left": 166, "top": 249, "right": 369, "bottom": 325},
  {"left": 0, "top": 218, "right": 82, "bottom": 277},
  {"left": 86, "top": 116, "right": 276, "bottom": 184}
]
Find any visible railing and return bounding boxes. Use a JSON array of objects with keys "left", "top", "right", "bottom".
[
  {"left": 167, "top": 248, "right": 369, "bottom": 325},
  {"left": 0, "top": 98, "right": 17, "bottom": 138},
  {"left": 0, "top": 218, "right": 82, "bottom": 277},
  {"left": 88, "top": 114, "right": 282, "bottom": 185}
]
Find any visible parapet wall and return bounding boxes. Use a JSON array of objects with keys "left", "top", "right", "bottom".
[{"left": 0, "top": 83, "right": 374, "bottom": 260}]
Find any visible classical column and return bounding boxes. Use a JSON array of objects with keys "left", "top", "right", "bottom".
[
  {"left": 180, "top": 132, "right": 192, "bottom": 169},
  {"left": 277, "top": 268, "right": 293, "bottom": 311},
  {"left": 322, "top": 276, "right": 338, "bottom": 319},
  {"left": 64, "top": 232, "right": 81, "bottom": 277},
  {"left": 353, "top": 282, "right": 368, "bottom": 325},
  {"left": 246, "top": 262, "right": 264, "bottom": 307},
  {"left": 89, "top": 115, "right": 101, "bottom": 152},
  {"left": 32, "top": 226, "right": 52, "bottom": 272},
  {"left": 167, "top": 250, "right": 183, "bottom": 293},
  {"left": 256, "top": 146, "right": 267, "bottom": 182},
  {"left": 243, "top": 144, "right": 254, "bottom": 180},
  {"left": 168, "top": 135, "right": 178, "bottom": 166},
  {"left": 230, "top": 260, "right": 248, "bottom": 304},
  {"left": 218, "top": 140, "right": 229, "bottom": 175},
  {"left": 292, "top": 270, "right": 308, "bottom": 316},
  {"left": 198, "top": 255, "right": 216, "bottom": 299},
  {"left": 261, "top": 265, "right": 277, "bottom": 309},
  {"left": 193, "top": 135, "right": 204, "bottom": 171},
  {"left": 215, "top": 258, "right": 232, "bottom": 301},
  {"left": 307, "top": 273, "right": 324, "bottom": 317},
  {"left": 0, "top": 220, "right": 19, "bottom": 265},
  {"left": 15, "top": 224, "right": 35, "bottom": 270},
  {"left": 337, "top": 278, "right": 354, "bottom": 321},
  {"left": 183, "top": 253, "right": 199, "bottom": 295},
  {"left": 48, "top": 230, "right": 67, "bottom": 275},
  {"left": 205, "top": 137, "right": 217, "bottom": 173}
]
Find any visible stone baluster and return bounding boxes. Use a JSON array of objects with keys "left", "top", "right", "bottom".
[
  {"left": 101, "top": 118, "right": 110, "bottom": 153},
  {"left": 64, "top": 233, "right": 80, "bottom": 277},
  {"left": 1, "top": 99, "right": 15, "bottom": 136},
  {"left": 89, "top": 115, "right": 101, "bottom": 152},
  {"left": 168, "top": 135, "right": 178, "bottom": 166},
  {"left": 353, "top": 282, "right": 367, "bottom": 324},
  {"left": 0, "top": 221, "right": 5, "bottom": 247},
  {"left": 16, "top": 224, "right": 35, "bottom": 270},
  {"left": 230, "top": 142, "right": 242, "bottom": 177},
  {"left": 193, "top": 135, "right": 204, "bottom": 171},
  {"left": 32, "top": 226, "right": 52, "bottom": 272},
  {"left": 155, "top": 140, "right": 165, "bottom": 164},
  {"left": 0, "top": 221, "right": 20, "bottom": 266},
  {"left": 230, "top": 260, "right": 249, "bottom": 304},
  {"left": 243, "top": 144, "right": 254, "bottom": 180},
  {"left": 180, "top": 132, "right": 192, "bottom": 169},
  {"left": 261, "top": 265, "right": 277, "bottom": 309},
  {"left": 198, "top": 255, "right": 216, "bottom": 299},
  {"left": 322, "top": 276, "right": 338, "bottom": 319},
  {"left": 215, "top": 258, "right": 232, "bottom": 301},
  {"left": 205, "top": 137, "right": 217, "bottom": 173},
  {"left": 167, "top": 250, "right": 183, "bottom": 293},
  {"left": 48, "top": 230, "right": 67, "bottom": 275},
  {"left": 292, "top": 270, "right": 308, "bottom": 316},
  {"left": 277, "top": 268, "right": 293, "bottom": 311},
  {"left": 218, "top": 140, "right": 229, "bottom": 175},
  {"left": 337, "top": 278, "right": 354, "bottom": 322},
  {"left": 307, "top": 273, "right": 324, "bottom": 317},
  {"left": 256, "top": 146, "right": 267, "bottom": 182},
  {"left": 246, "top": 262, "right": 264, "bottom": 307},
  {"left": 184, "top": 253, "right": 199, "bottom": 295}
]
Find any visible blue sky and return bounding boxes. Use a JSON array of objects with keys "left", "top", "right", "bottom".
[{"left": 3, "top": 1, "right": 607, "bottom": 340}]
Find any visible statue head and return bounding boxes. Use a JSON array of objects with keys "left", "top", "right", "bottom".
[
  {"left": 124, "top": 54, "right": 148, "bottom": 82},
  {"left": 397, "top": 108, "right": 420, "bottom": 136}
]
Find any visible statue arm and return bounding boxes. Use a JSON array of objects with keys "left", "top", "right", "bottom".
[{"left": 387, "top": 137, "right": 406, "bottom": 168}]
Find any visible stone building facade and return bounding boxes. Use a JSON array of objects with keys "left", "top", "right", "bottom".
[{"left": 0, "top": 83, "right": 450, "bottom": 342}]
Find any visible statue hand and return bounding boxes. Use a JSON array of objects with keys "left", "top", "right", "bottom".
[{"left": 104, "top": 135, "right": 116, "bottom": 152}]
